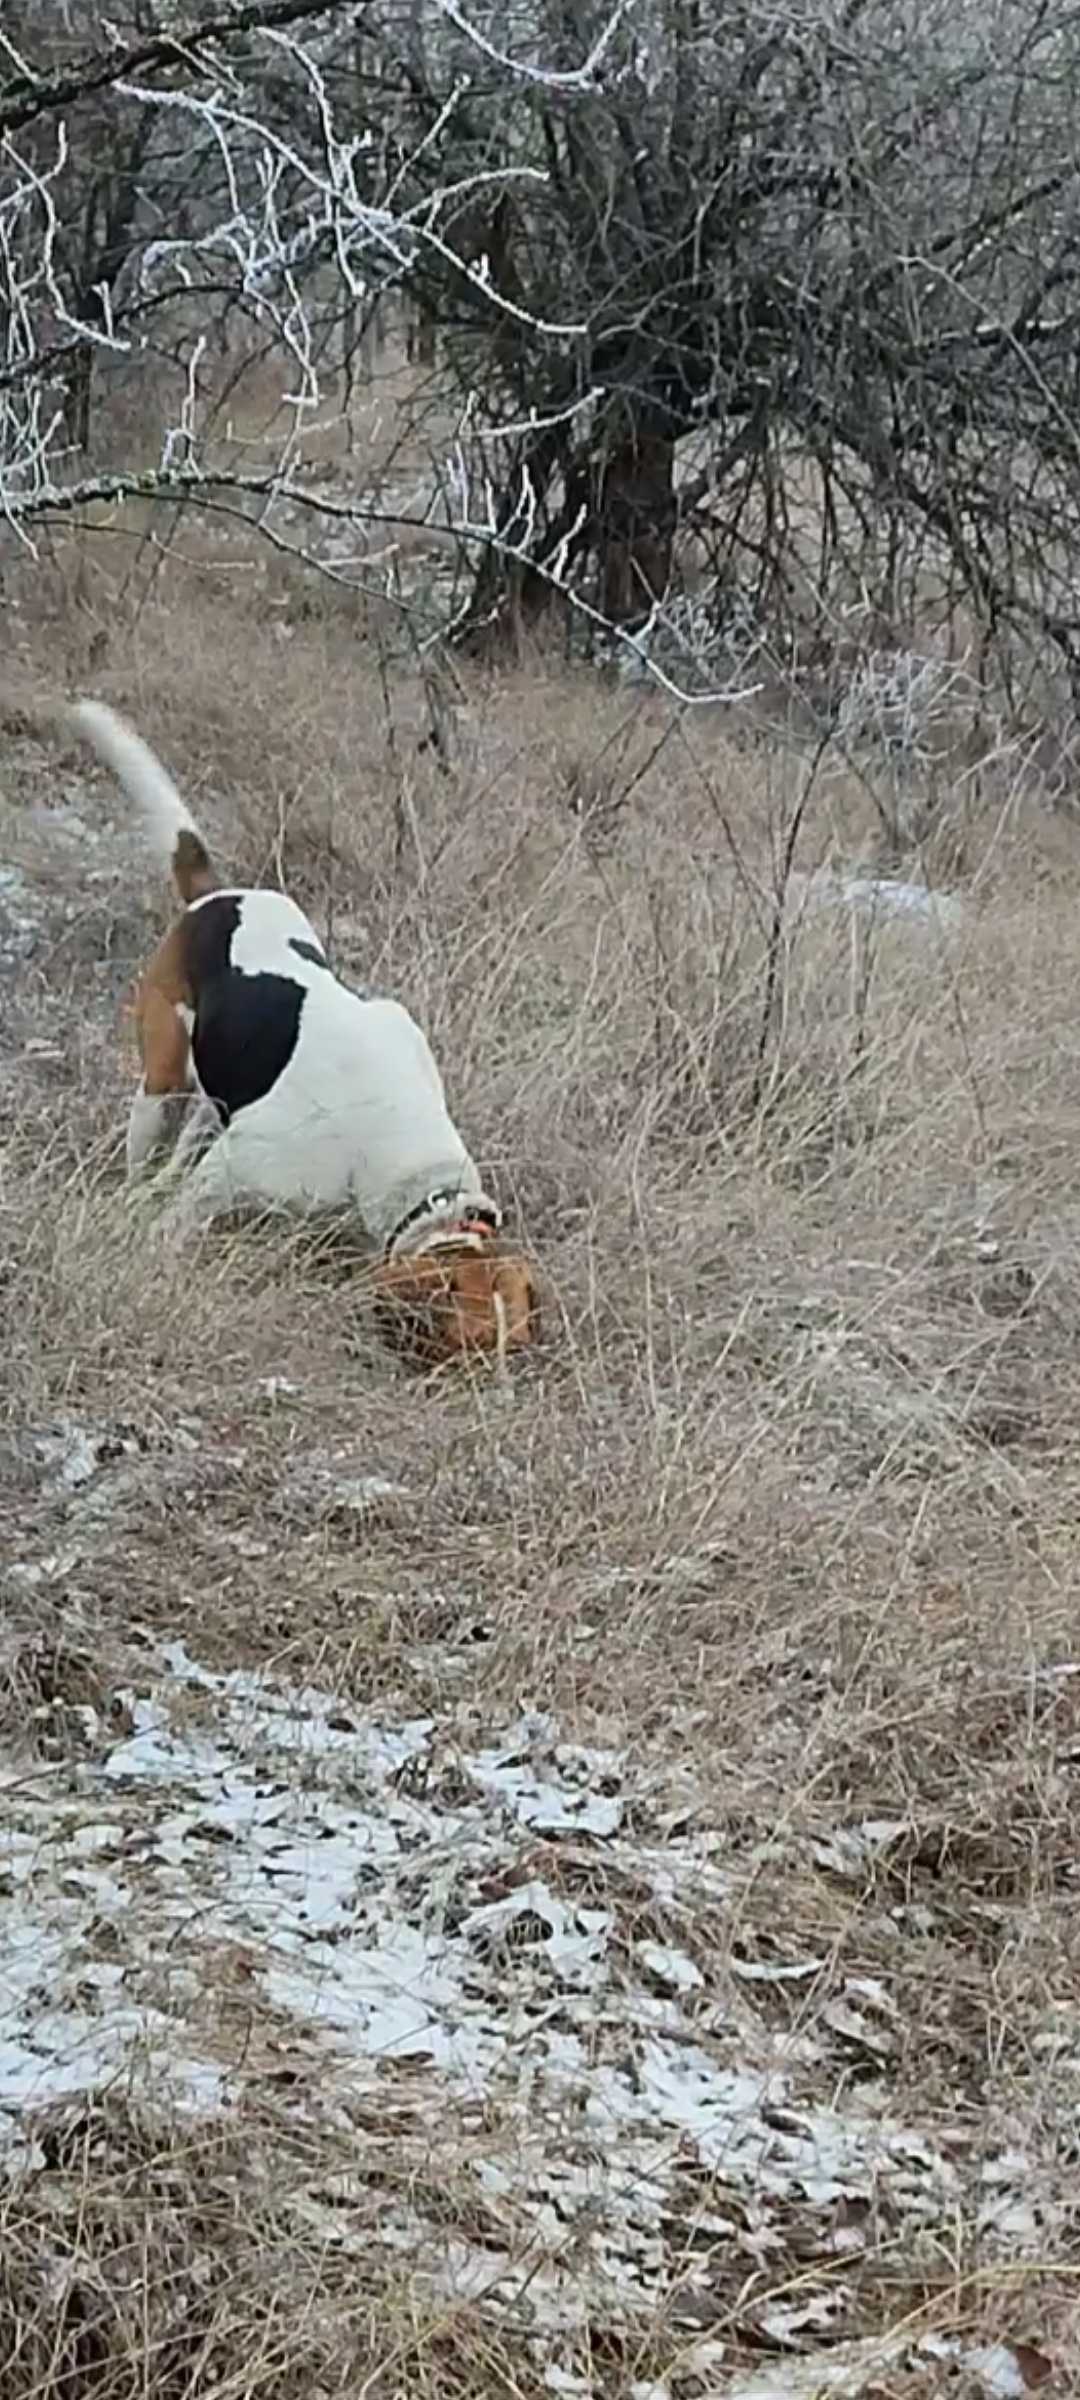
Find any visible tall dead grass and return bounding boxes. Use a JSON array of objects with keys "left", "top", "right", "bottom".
[
  {"left": 3, "top": 544, "right": 1080, "bottom": 2392},
  {"left": 6, "top": 552, "right": 1080, "bottom": 1692}
]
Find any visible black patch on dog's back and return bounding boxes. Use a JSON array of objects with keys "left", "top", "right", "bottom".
[
  {"left": 185, "top": 894, "right": 242, "bottom": 986},
  {"left": 192, "top": 972, "right": 306, "bottom": 1119},
  {"left": 184, "top": 893, "right": 306, "bottom": 1120}
]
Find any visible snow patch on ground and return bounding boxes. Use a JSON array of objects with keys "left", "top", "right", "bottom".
[
  {"left": 0, "top": 1633, "right": 1060, "bottom": 2389},
  {"left": 789, "top": 866, "right": 964, "bottom": 927}
]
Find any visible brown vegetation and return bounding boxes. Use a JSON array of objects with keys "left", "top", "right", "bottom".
[{"left": 1, "top": 502, "right": 1079, "bottom": 2393}]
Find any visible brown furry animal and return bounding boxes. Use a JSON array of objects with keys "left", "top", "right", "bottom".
[{"left": 373, "top": 1239, "right": 539, "bottom": 1369}]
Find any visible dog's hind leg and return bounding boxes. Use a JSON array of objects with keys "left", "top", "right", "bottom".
[
  {"left": 149, "top": 1090, "right": 223, "bottom": 1187},
  {"left": 126, "top": 1082, "right": 194, "bottom": 1178},
  {"left": 127, "top": 973, "right": 196, "bottom": 1182},
  {"left": 155, "top": 1131, "right": 244, "bottom": 1246}
]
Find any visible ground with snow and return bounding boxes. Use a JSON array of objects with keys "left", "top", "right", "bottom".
[
  {"left": 2, "top": 647, "right": 1079, "bottom": 2395},
  {"left": 4, "top": 1594, "right": 1073, "bottom": 2396}
]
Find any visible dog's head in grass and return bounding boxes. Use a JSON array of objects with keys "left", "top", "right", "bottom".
[{"left": 372, "top": 1237, "right": 540, "bottom": 1369}]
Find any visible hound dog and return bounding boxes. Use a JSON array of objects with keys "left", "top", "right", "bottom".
[{"left": 71, "top": 701, "right": 537, "bottom": 1363}]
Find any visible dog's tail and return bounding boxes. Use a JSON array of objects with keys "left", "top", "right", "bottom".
[{"left": 70, "top": 699, "right": 216, "bottom": 905}]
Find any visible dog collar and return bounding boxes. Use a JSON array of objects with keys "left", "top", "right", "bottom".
[{"left": 386, "top": 1187, "right": 501, "bottom": 1258}]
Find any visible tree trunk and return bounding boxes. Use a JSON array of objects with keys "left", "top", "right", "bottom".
[
  {"left": 405, "top": 298, "right": 437, "bottom": 365},
  {"left": 63, "top": 343, "right": 94, "bottom": 451},
  {"left": 453, "top": 410, "right": 679, "bottom": 654},
  {"left": 596, "top": 422, "right": 677, "bottom": 627},
  {"left": 452, "top": 424, "right": 571, "bottom": 657}
]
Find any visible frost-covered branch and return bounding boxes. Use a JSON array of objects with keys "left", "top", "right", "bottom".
[
  {"left": 5, "top": 0, "right": 1080, "bottom": 714},
  {"left": 0, "top": 6, "right": 594, "bottom": 535},
  {"left": 8, "top": 450, "right": 757, "bottom": 704},
  {"left": 0, "top": 0, "right": 356, "bottom": 135},
  {"left": 431, "top": 0, "right": 636, "bottom": 91}
]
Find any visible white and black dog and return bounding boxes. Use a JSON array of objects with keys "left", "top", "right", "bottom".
[{"left": 71, "top": 700, "right": 503, "bottom": 1259}]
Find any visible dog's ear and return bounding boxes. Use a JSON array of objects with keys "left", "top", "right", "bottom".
[
  {"left": 372, "top": 1253, "right": 455, "bottom": 1364},
  {"left": 372, "top": 1247, "right": 540, "bottom": 1367},
  {"left": 490, "top": 1253, "right": 539, "bottom": 1352},
  {"left": 442, "top": 1251, "right": 541, "bottom": 1361}
]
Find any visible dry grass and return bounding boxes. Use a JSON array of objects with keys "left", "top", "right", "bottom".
[{"left": 2, "top": 533, "right": 1080, "bottom": 2398}]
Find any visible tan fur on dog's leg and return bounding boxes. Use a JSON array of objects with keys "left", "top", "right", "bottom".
[
  {"left": 136, "top": 976, "right": 192, "bottom": 1094},
  {"left": 125, "top": 922, "right": 198, "bottom": 1182},
  {"left": 133, "top": 922, "right": 194, "bottom": 1086}
]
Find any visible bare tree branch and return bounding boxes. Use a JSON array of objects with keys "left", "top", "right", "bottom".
[{"left": 0, "top": 0, "right": 357, "bottom": 135}]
